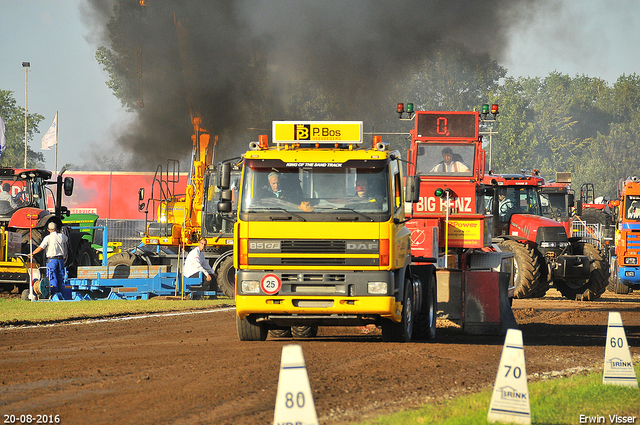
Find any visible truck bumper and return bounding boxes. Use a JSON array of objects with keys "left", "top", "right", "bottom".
[
  {"left": 236, "top": 295, "right": 398, "bottom": 325},
  {"left": 619, "top": 266, "right": 640, "bottom": 287}
]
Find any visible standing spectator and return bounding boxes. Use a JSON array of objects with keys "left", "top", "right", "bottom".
[{"left": 29, "top": 222, "right": 68, "bottom": 296}]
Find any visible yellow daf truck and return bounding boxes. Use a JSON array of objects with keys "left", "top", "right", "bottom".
[{"left": 221, "top": 121, "right": 438, "bottom": 342}]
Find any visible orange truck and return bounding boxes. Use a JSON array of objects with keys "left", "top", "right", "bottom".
[{"left": 608, "top": 176, "right": 640, "bottom": 294}]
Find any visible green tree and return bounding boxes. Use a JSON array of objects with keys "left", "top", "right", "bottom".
[{"left": 0, "top": 90, "right": 46, "bottom": 169}]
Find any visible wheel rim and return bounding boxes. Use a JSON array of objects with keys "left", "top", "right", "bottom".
[{"left": 405, "top": 296, "right": 413, "bottom": 337}]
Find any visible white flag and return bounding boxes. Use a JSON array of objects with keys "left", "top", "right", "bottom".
[
  {"left": 41, "top": 111, "right": 58, "bottom": 150},
  {"left": 0, "top": 115, "right": 6, "bottom": 157}
]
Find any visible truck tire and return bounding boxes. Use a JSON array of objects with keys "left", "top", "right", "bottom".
[
  {"left": 498, "top": 240, "right": 543, "bottom": 298},
  {"left": 236, "top": 315, "right": 267, "bottom": 341},
  {"left": 607, "top": 262, "right": 632, "bottom": 294},
  {"left": 412, "top": 271, "right": 437, "bottom": 340},
  {"left": 381, "top": 277, "right": 413, "bottom": 342},
  {"left": 555, "top": 243, "right": 609, "bottom": 301},
  {"left": 269, "top": 328, "right": 292, "bottom": 338},
  {"left": 291, "top": 326, "right": 318, "bottom": 338},
  {"left": 216, "top": 256, "right": 235, "bottom": 298}
]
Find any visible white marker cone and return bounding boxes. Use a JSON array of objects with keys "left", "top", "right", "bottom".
[
  {"left": 603, "top": 312, "right": 638, "bottom": 387},
  {"left": 487, "top": 328, "right": 531, "bottom": 424},
  {"left": 273, "top": 344, "right": 319, "bottom": 425}
]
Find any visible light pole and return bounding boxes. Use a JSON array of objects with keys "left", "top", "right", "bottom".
[{"left": 22, "top": 62, "right": 30, "bottom": 168}]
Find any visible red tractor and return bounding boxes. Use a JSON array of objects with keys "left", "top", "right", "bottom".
[{"left": 482, "top": 172, "right": 608, "bottom": 300}]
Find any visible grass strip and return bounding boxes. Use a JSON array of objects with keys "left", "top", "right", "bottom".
[
  {"left": 0, "top": 296, "right": 235, "bottom": 327},
  {"left": 356, "top": 363, "right": 640, "bottom": 425}
]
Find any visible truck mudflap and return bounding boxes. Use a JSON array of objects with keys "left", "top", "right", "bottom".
[
  {"left": 235, "top": 295, "right": 398, "bottom": 321},
  {"left": 552, "top": 255, "right": 590, "bottom": 280}
]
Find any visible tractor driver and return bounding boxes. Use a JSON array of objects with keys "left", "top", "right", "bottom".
[{"left": 430, "top": 147, "right": 470, "bottom": 173}]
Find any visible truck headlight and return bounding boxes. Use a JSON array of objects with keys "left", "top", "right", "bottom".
[
  {"left": 241, "top": 280, "right": 261, "bottom": 293},
  {"left": 540, "top": 242, "right": 556, "bottom": 248},
  {"left": 624, "top": 257, "right": 638, "bottom": 265},
  {"left": 368, "top": 282, "right": 387, "bottom": 294}
]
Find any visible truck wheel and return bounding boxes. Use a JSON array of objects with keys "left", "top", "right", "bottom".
[
  {"left": 607, "top": 262, "right": 632, "bottom": 294},
  {"left": 498, "top": 240, "right": 543, "bottom": 298},
  {"left": 412, "top": 271, "right": 437, "bottom": 340},
  {"left": 291, "top": 326, "right": 318, "bottom": 338},
  {"left": 555, "top": 243, "right": 609, "bottom": 301},
  {"left": 381, "top": 278, "right": 413, "bottom": 342},
  {"left": 269, "top": 328, "right": 292, "bottom": 338},
  {"left": 216, "top": 256, "right": 235, "bottom": 298},
  {"left": 236, "top": 315, "right": 267, "bottom": 341}
]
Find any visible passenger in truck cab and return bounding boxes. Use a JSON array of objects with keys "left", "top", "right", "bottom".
[
  {"left": 430, "top": 147, "right": 470, "bottom": 173},
  {"left": 345, "top": 176, "right": 382, "bottom": 208}
]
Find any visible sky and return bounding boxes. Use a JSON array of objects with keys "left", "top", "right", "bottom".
[{"left": 1, "top": 0, "right": 639, "bottom": 172}]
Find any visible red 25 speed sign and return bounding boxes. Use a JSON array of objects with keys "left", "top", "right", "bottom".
[{"left": 260, "top": 274, "right": 281, "bottom": 295}]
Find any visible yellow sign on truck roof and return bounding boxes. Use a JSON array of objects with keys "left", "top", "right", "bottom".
[{"left": 272, "top": 121, "right": 363, "bottom": 144}]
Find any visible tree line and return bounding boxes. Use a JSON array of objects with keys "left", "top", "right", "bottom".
[{"left": 3, "top": 44, "right": 640, "bottom": 197}]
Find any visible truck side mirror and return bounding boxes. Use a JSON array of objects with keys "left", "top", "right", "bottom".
[
  {"left": 405, "top": 176, "right": 420, "bottom": 203},
  {"left": 567, "top": 193, "right": 574, "bottom": 208},
  {"left": 63, "top": 177, "right": 74, "bottom": 196},
  {"left": 218, "top": 163, "right": 231, "bottom": 189},
  {"left": 575, "top": 199, "right": 583, "bottom": 216},
  {"left": 138, "top": 188, "right": 145, "bottom": 211},
  {"left": 217, "top": 189, "right": 232, "bottom": 212}
]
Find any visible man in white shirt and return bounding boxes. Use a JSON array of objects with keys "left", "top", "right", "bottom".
[
  {"left": 29, "top": 221, "right": 68, "bottom": 296},
  {"left": 183, "top": 238, "right": 216, "bottom": 290},
  {"left": 430, "top": 147, "right": 470, "bottom": 173}
]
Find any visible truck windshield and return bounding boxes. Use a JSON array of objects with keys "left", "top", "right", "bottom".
[
  {"left": 625, "top": 195, "right": 640, "bottom": 220},
  {"left": 415, "top": 143, "right": 474, "bottom": 176},
  {"left": 239, "top": 160, "right": 390, "bottom": 221}
]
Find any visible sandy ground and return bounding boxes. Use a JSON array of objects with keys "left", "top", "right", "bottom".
[{"left": 1, "top": 289, "right": 639, "bottom": 425}]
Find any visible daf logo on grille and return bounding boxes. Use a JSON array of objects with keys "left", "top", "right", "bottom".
[{"left": 347, "top": 242, "right": 378, "bottom": 251}]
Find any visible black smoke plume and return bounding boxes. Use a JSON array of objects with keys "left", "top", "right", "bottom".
[{"left": 83, "top": 0, "right": 552, "bottom": 170}]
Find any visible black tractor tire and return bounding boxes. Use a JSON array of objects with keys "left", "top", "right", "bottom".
[
  {"left": 555, "top": 243, "right": 609, "bottom": 301},
  {"left": 236, "top": 315, "right": 267, "bottom": 341},
  {"left": 268, "top": 328, "right": 292, "bottom": 338},
  {"left": 579, "top": 209, "right": 615, "bottom": 250},
  {"left": 67, "top": 241, "right": 99, "bottom": 278},
  {"left": 216, "top": 255, "right": 235, "bottom": 298},
  {"left": 412, "top": 271, "right": 437, "bottom": 340},
  {"left": 291, "top": 326, "right": 318, "bottom": 339},
  {"left": 498, "top": 240, "right": 543, "bottom": 299},
  {"left": 607, "top": 262, "right": 632, "bottom": 294},
  {"left": 381, "top": 277, "right": 414, "bottom": 342},
  {"left": 107, "top": 252, "right": 143, "bottom": 267}
]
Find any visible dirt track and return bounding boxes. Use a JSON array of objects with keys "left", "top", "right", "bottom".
[{"left": 1, "top": 289, "right": 639, "bottom": 425}]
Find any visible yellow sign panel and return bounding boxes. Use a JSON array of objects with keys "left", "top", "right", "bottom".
[
  {"left": 447, "top": 219, "right": 483, "bottom": 246},
  {"left": 272, "top": 121, "right": 363, "bottom": 143}
]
